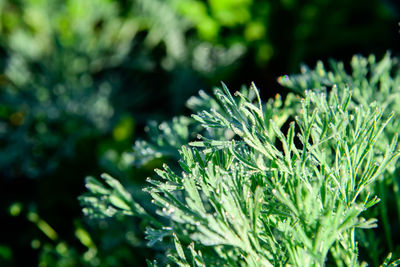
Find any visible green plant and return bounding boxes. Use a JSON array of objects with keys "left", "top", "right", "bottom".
[
  {"left": 2, "top": 0, "right": 398, "bottom": 265},
  {"left": 279, "top": 52, "right": 400, "bottom": 265},
  {"left": 81, "top": 80, "right": 400, "bottom": 266}
]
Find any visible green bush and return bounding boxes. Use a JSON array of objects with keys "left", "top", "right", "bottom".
[
  {"left": 82, "top": 53, "right": 400, "bottom": 265},
  {"left": 279, "top": 53, "right": 400, "bottom": 265},
  {"left": 1, "top": 0, "right": 399, "bottom": 266}
]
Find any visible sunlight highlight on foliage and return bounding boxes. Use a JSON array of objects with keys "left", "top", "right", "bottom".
[{"left": 82, "top": 81, "right": 400, "bottom": 266}]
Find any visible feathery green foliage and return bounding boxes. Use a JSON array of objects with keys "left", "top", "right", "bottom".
[
  {"left": 81, "top": 79, "right": 400, "bottom": 266},
  {"left": 279, "top": 53, "right": 400, "bottom": 265},
  {"left": 1, "top": 0, "right": 398, "bottom": 265}
]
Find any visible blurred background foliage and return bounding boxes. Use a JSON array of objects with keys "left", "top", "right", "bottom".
[{"left": 0, "top": 0, "right": 399, "bottom": 266}]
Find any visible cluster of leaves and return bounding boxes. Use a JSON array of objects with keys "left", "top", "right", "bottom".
[
  {"left": 82, "top": 71, "right": 400, "bottom": 265},
  {"left": 279, "top": 53, "right": 400, "bottom": 265},
  {"left": 1, "top": 0, "right": 399, "bottom": 265}
]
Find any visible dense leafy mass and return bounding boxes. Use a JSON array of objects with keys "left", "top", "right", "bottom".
[
  {"left": 1, "top": 0, "right": 399, "bottom": 266},
  {"left": 82, "top": 77, "right": 400, "bottom": 265},
  {"left": 279, "top": 53, "right": 400, "bottom": 264}
]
